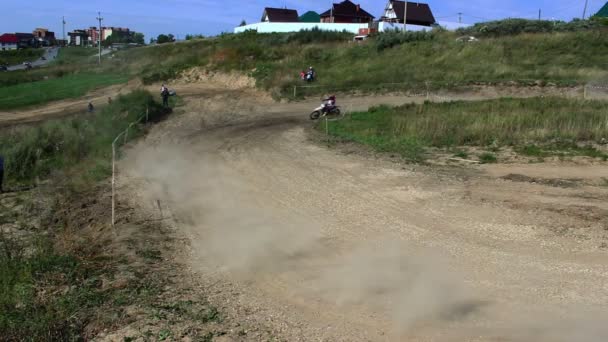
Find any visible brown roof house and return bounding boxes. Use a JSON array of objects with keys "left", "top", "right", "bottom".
[
  {"left": 320, "top": 0, "right": 375, "bottom": 23},
  {"left": 261, "top": 7, "right": 299, "bottom": 22},
  {"left": 381, "top": 1, "right": 435, "bottom": 26}
]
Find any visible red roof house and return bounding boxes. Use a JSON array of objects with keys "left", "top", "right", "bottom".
[{"left": 0, "top": 33, "right": 19, "bottom": 50}]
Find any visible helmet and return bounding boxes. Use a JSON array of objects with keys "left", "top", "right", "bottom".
[{"left": 309, "top": 66, "right": 313, "bottom": 69}]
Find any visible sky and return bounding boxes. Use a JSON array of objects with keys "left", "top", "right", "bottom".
[{"left": 1, "top": 0, "right": 606, "bottom": 42}]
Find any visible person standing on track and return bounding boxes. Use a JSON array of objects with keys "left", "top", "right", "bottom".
[
  {"left": 161, "top": 84, "right": 170, "bottom": 107},
  {"left": 0, "top": 154, "right": 5, "bottom": 193}
]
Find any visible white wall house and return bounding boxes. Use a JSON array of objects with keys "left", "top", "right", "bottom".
[
  {"left": 235, "top": 22, "right": 369, "bottom": 34},
  {"left": 0, "top": 42, "right": 17, "bottom": 51}
]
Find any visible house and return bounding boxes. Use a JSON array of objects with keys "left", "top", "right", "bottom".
[
  {"left": 15, "top": 33, "right": 36, "bottom": 48},
  {"left": 68, "top": 30, "right": 89, "bottom": 46},
  {"left": 320, "top": 0, "right": 375, "bottom": 23},
  {"left": 380, "top": 1, "right": 435, "bottom": 26},
  {"left": 0, "top": 33, "right": 19, "bottom": 50},
  {"left": 103, "top": 27, "right": 131, "bottom": 41},
  {"left": 299, "top": 11, "right": 321, "bottom": 23},
  {"left": 261, "top": 7, "right": 299, "bottom": 23}
]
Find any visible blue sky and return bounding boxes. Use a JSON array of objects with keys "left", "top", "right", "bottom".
[{"left": 1, "top": 0, "right": 606, "bottom": 41}]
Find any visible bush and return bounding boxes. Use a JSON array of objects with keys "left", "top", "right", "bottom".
[
  {"left": 457, "top": 18, "right": 607, "bottom": 37},
  {"left": 376, "top": 30, "right": 435, "bottom": 51}
]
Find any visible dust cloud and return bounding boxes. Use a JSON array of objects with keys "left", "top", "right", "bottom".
[
  {"left": 124, "top": 144, "right": 478, "bottom": 330},
  {"left": 124, "top": 143, "right": 608, "bottom": 340}
]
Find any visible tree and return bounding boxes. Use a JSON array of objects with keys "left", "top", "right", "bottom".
[
  {"left": 239, "top": 19, "right": 247, "bottom": 27},
  {"left": 133, "top": 32, "right": 145, "bottom": 45},
  {"left": 156, "top": 34, "right": 175, "bottom": 44},
  {"left": 185, "top": 34, "right": 204, "bottom": 40}
]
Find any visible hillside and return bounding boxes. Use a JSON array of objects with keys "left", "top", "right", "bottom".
[{"left": 2, "top": 20, "right": 608, "bottom": 110}]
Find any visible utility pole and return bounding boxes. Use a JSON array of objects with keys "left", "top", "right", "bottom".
[
  {"left": 582, "top": 0, "right": 589, "bottom": 19},
  {"left": 403, "top": 0, "right": 408, "bottom": 32},
  {"left": 62, "top": 16, "right": 66, "bottom": 46},
  {"left": 458, "top": 12, "right": 462, "bottom": 24},
  {"left": 96, "top": 11, "right": 103, "bottom": 64},
  {"left": 538, "top": 8, "right": 541, "bottom": 20}
]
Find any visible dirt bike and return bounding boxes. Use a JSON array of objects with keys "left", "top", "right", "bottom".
[{"left": 310, "top": 103, "right": 342, "bottom": 120}]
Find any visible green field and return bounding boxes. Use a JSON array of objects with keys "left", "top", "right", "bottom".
[
  {"left": 325, "top": 97, "right": 608, "bottom": 162},
  {"left": 0, "top": 49, "right": 44, "bottom": 66},
  {"left": 0, "top": 73, "right": 128, "bottom": 110}
]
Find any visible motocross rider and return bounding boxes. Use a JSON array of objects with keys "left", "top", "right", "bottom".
[{"left": 322, "top": 94, "right": 336, "bottom": 113}]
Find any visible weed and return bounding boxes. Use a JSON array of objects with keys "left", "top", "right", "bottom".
[
  {"left": 479, "top": 152, "right": 498, "bottom": 164},
  {"left": 136, "top": 248, "right": 163, "bottom": 262},
  {"left": 158, "top": 329, "right": 173, "bottom": 341},
  {"left": 453, "top": 150, "right": 469, "bottom": 159}
]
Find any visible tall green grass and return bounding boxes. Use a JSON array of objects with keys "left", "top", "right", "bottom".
[
  {"left": 327, "top": 97, "right": 608, "bottom": 161},
  {"left": 0, "top": 90, "right": 166, "bottom": 184}
]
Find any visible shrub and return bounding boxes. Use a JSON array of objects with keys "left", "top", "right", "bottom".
[{"left": 376, "top": 30, "right": 435, "bottom": 51}]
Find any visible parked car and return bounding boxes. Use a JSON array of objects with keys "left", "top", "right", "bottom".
[
  {"left": 456, "top": 36, "right": 478, "bottom": 43},
  {"left": 41, "top": 56, "right": 46, "bottom": 60},
  {"left": 0, "top": 65, "right": 8, "bottom": 72}
]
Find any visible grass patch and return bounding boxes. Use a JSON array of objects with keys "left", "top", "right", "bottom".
[
  {"left": 479, "top": 152, "right": 498, "bottom": 164},
  {"left": 0, "top": 73, "right": 128, "bottom": 110},
  {"left": 325, "top": 97, "right": 608, "bottom": 162},
  {"left": 0, "top": 236, "right": 104, "bottom": 340},
  {"left": 0, "top": 49, "right": 44, "bottom": 66}
]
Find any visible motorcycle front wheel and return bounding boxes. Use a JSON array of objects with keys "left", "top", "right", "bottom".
[{"left": 310, "top": 111, "right": 321, "bottom": 120}]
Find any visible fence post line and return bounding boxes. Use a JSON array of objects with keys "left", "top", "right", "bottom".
[
  {"left": 146, "top": 107, "right": 149, "bottom": 122},
  {"left": 325, "top": 116, "right": 329, "bottom": 140},
  {"left": 124, "top": 127, "right": 128, "bottom": 144},
  {"left": 583, "top": 85, "right": 587, "bottom": 100},
  {"left": 111, "top": 142, "right": 116, "bottom": 227},
  {"left": 293, "top": 86, "right": 297, "bottom": 98}
]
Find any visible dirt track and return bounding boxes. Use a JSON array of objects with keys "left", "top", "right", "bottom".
[{"left": 112, "top": 84, "right": 608, "bottom": 341}]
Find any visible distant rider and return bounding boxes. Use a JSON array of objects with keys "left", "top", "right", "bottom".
[{"left": 306, "top": 66, "right": 315, "bottom": 82}]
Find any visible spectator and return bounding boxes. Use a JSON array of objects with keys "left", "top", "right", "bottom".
[
  {"left": 88, "top": 102, "right": 94, "bottom": 112},
  {"left": 161, "top": 84, "right": 170, "bottom": 107}
]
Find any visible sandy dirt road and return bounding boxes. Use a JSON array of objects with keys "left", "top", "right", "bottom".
[{"left": 115, "top": 85, "right": 608, "bottom": 341}]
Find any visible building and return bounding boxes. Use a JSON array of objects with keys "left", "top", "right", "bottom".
[
  {"left": 320, "top": 0, "right": 375, "bottom": 23},
  {"left": 299, "top": 11, "right": 321, "bottom": 23},
  {"left": 33, "top": 28, "right": 56, "bottom": 40},
  {"left": 595, "top": 2, "right": 608, "bottom": 17},
  {"left": 261, "top": 8, "right": 299, "bottom": 22},
  {"left": 15, "top": 33, "right": 36, "bottom": 48},
  {"left": 0, "top": 33, "right": 19, "bottom": 50},
  {"left": 381, "top": 1, "right": 435, "bottom": 26},
  {"left": 68, "top": 30, "right": 89, "bottom": 46}
]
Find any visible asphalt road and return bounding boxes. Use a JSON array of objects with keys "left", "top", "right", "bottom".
[{"left": 5, "top": 47, "right": 60, "bottom": 71}]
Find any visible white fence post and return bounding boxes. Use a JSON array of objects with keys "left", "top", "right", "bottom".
[
  {"left": 293, "top": 86, "right": 297, "bottom": 98},
  {"left": 111, "top": 140, "right": 117, "bottom": 227}
]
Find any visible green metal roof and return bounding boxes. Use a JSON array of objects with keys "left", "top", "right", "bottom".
[
  {"left": 299, "top": 11, "right": 321, "bottom": 23},
  {"left": 596, "top": 2, "right": 608, "bottom": 17}
]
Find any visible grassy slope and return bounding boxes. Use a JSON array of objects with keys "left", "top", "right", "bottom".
[
  {"left": 0, "top": 49, "right": 44, "bottom": 66},
  {"left": 0, "top": 90, "right": 164, "bottom": 184},
  {"left": 122, "top": 29, "right": 608, "bottom": 98},
  {"left": 0, "top": 91, "right": 167, "bottom": 340},
  {"left": 0, "top": 73, "right": 128, "bottom": 110},
  {"left": 2, "top": 28, "right": 608, "bottom": 109},
  {"left": 327, "top": 98, "right": 608, "bottom": 162}
]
